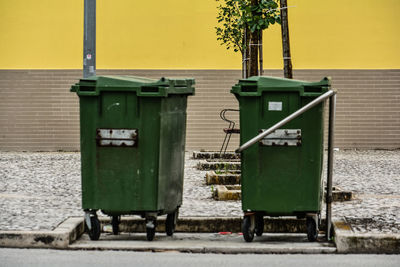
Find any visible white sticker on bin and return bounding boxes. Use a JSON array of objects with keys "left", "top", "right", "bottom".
[{"left": 268, "top": 101, "right": 282, "bottom": 111}]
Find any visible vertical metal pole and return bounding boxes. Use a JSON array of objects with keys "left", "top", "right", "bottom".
[
  {"left": 326, "top": 93, "right": 336, "bottom": 240},
  {"left": 83, "top": 0, "right": 96, "bottom": 78}
]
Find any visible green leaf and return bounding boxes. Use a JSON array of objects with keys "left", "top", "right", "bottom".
[
  {"left": 215, "top": 0, "right": 279, "bottom": 53},
  {"left": 269, "top": 17, "right": 275, "bottom": 23}
]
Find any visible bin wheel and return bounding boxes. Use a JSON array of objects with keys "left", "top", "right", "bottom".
[
  {"left": 255, "top": 215, "right": 264, "bottom": 237},
  {"left": 306, "top": 217, "right": 318, "bottom": 242},
  {"left": 146, "top": 226, "right": 156, "bottom": 241},
  {"left": 88, "top": 216, "right": 101, "bottom": 241},
  {"left": 242, "top": 216, "right": 254, "bottom": 242},
  {"left": 166, "top": 211, "right": 178, "bottom": 237},
  {"left": 111, "top": 216, "right": 120, "bottom": 235},
  {"left": 146, "top": 220, "right": 156, "bottom": 241}
]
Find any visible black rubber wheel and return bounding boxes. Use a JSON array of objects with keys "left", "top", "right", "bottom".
[
  {"left": 242, "top": 216, "right": 254, "bottom": 242},
  {"left": 306, "top": 217, "right": 318, "bottom": 242},
  {"left": 165, "top": 211, "right": 177, "bottom": 236},
  {"left": 88, "top": 216, "right": 101, "bottom": 241},
  {"left": 146, "top": 226, "right": 156, "bottom": 241},
  {"left": 111, "top": 216, "right": 120, "bottom": 235},
  {"left": 255, "top": 215, "right": 264, "bottom": 237}
]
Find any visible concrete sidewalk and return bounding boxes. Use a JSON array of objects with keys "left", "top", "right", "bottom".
[{"left": 1, "top": 217, "right": 399, "bottom": 254}]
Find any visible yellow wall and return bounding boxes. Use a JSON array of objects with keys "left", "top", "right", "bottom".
[
  {"left": 0, "top": 0, "right": 83, "bottom": 69},
  {"left": 0, "top": 0, "right": 399, "bottom": 69}
]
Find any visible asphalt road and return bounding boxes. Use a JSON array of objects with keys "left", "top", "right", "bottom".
[{"left": 0, "top": 248, "right": 399, "bottom": 267}]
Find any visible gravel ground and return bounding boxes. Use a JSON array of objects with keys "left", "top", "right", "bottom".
[
  {"left": 0, "top": 150, "right": 399, "bottom": 234},
  {"left": 331, "top": 150, "right": 400, "bottom": 234},
  {"left": 0, "top": 153, "right": 82, "bottom": 231}
]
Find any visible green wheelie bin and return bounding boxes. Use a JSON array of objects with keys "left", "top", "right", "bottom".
[
  {"left": 71, "top": 75, "right": 195, "bottom": 241},
  {"left": 231, "top": 76, "right": 331, "bottom": 242}
]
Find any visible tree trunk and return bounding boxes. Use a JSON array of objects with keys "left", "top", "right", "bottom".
[
  {"left": 249, "top": 0, "right": 259, "bottom": 77},
  {"left": 242, "top": 26, "right": 250, "bottom": 79},
  {"left": 280, "top": 0, "right": 293, "bottom": 79}
]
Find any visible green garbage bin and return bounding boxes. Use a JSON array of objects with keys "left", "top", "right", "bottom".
[
  {"left": 231, "top": 76, "right": 331, "bottom": 242},
  {"left": 70, "top": 75, "right": 195, "bottom": 241}
]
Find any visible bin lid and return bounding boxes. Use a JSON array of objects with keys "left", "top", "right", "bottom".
[
  {"left": 70, "top": 75, "right": 195, "bottom": 97},
  {"left": 231, "top": 76, "right": 331, "bottom": 96}
]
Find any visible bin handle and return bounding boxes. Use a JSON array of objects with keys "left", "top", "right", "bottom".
[{"left": 235, "top": 90, "right": 335, "bottom": 153}]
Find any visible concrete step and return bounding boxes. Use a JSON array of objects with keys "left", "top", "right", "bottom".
[
  {"left": 206, "top": 171, "right": 241, "bottom": 185},
  {"left": 192, "top": 151, "right": 240, "bottom": 160}
]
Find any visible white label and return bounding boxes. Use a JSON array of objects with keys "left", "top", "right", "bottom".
[{"left": 268, "top": 101, "right": 282, "bottom": 111}]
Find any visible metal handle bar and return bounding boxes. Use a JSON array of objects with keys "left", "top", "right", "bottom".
[
  {"left": 220, "top": 109, "right": 239, "bottom": 124},
  {"left": 235, "top": 90, "right": 335, "bottom": 153}
]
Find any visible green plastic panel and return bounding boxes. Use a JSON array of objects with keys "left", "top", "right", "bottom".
[
  {"left": 71, "top": 75, "right": 194, "bottom": 216},
  {"left": 231, "top": 76, "right": 330, "bottom": 216}
]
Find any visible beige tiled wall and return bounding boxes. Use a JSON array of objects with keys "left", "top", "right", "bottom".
[{"left": 0, "top": 69, "right": 399, "bottom": 151}]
